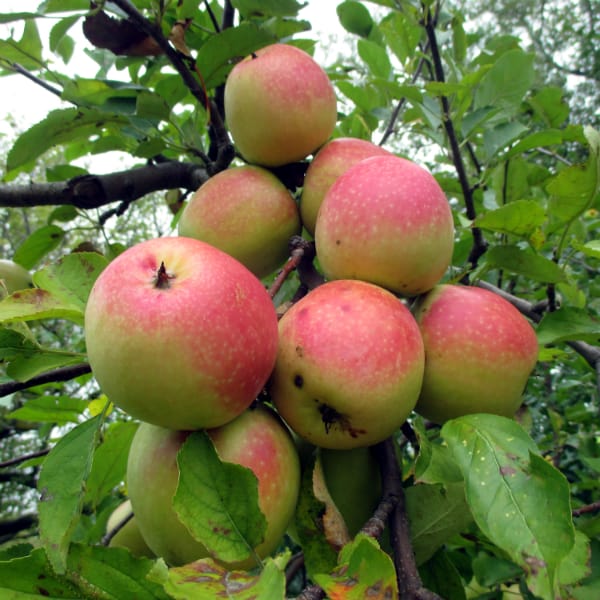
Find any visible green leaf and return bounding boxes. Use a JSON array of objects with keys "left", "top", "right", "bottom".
[
  {"left": 84, "top": 421, "right": 138, "bottom": 509},
  {"left": 419, "top": 550, "right": 467, "bottom": 600},
  {"left": 474, "top": 200, "right": 547, "bottom": 237},
  {"left": 357, "top": 38, "right": 392, "bottom": 79},
  {"left": 66, "top": 544, "right": 169, "bottom": 599},
  {"left": 195, "top": 24, "right": 275, "bottom": 90},
  {"left": 483, "top": 121, "right": 529, "bottom": 158},
  {"left": 7, "top": 395, "right": 88, "bottom": 425},
  {"left": 163, "top": 557, "right": 286, "bottom": 599},
  {"left": 558, "top": 530, "right": 591, "bottom": 586},
  {"left": 38, "top": 416, "right": 102, "bottom": 573},
  {"left": 136, "top": 91, "right": 171, "bottom": 121},
  {"left": 33, "top": 252, "right": 108, "bottom": 313},
  {"left": 0, "top": 19, "right": 43, "bottom": 70},
  {"left": 314, "top": 534, "right": 399, "bottom": 599},
  {"left": 527, "top": 86, "right": 570, "bottom": 128},
  {"left": 173, "top": 431, "right": 267, "bottom": 564},
  {"left": 451, "top": 14, "right": 467, "bottom": 63},
  {"left": 547, "top": 126, "right": 600, "bottom": 225},
  {"left": 0, "top": 547, "right": 79, "bottom": 598},
  {"left": 7, "top": 108, "right": 129, "bottom": 172},
  {"left": 536, "top": 307, "right": 600, "bottom": 345},
  {"left": 49, "top": 15, "right": 79, "bottom": 54},
  {"left": 337, "top": 1, "right": 374, "bottom": 37},
  {"left": 6, "top": 350, "right": 84, "bottom": 382},
  {"left": 0, "top": 288, "right": 84, "bottom": 325},
  {"left": 13, "top": 225, "right": 65, "bottom": 270},
  {"left": 475, "top": 49, "right": 536, "bottom": 111},
  {"left": 442, "top": 414, "right": 575, "bottom": 599},
  {"left": 413, "top": 419, "right": 463, "bottom": 485},
  {"left": 379, "top": 11, "right": 422, "bottom": 64},
  {"left": 230, "top": 0, "right": 304, "bottom": 18},
  {"left": 485, "top": 245, "right": 567, "bottom": 283},
  {"left": 506, "top": 128, "right": 565, "bottom": 157},
  {"left": 406, "top": 483, "right": 474, "bottom": 566},
  {"left": 293, "top": 453, "right": 338, "bottom": 579}
]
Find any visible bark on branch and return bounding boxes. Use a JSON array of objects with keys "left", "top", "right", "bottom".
[{"left": 0, "top": 161, "right": 208, "bottom": 209}]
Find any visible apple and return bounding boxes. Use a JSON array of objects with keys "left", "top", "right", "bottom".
[
  {"left": 413, "top": 284, "right": 539, "bottom": 424},
  {"left": 269, "top": 279, "right": 424, "bottom": 449},
  {"left": 84, "top": 236, "right": 278, "bottom": 431},
  {"left": 300, "top": 137, "right": 390, "bottom": 235},
  {"left": 224, "top": 43, "right": 337, "bottom": 167},
  {"left": 0, "top": 259, "right": 32, "bottom": 294},
  {"left": 106, "top": 500, "right": 154, "bottom": 558},
  {"left": 126, "top": 405, "right": 301, "bottom": 568},
  {"left": 178, "top": 165, "right": 301, "bottom": 278},
  {"left": 319, "top": 446, "right": 382, "bottom": 537},
  {"left": 315, "top": 154, "right": 455, "bottom": 296}
]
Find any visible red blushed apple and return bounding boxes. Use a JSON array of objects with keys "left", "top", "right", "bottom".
[
  {"left": 126, "top": 405, "right": 301, "bottom": 568},
  {"left": 178, "top": 165, "right": 301, "bottom": 279},
  {"left": 315, "top": 155, "right": 455, "bottom": 296},
  {"left": 300, "top": 137, "right": 391, "bottom": 235},
  {"left": 84, "top": 237, "right": 278, "bottom": 431},
  {"left": 269, "top": 280, "right": 424, "bottom": 449},
  {"left": 224, "top": 43, "right": 337, "bottom": 167},
  {"left": 413, "top": 284, "right": 539, "bottom": 424}
]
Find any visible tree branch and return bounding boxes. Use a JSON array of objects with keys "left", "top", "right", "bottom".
[
  {"left": 0, "top": 161, "right": 208, "bottom": 209},
  {"left": 109, "top": 0, "right": 234, "bottom": 172},
  {"left": 422, "top": 6, "right": 487, "bottom": 270},
  {"left": 0, "top": 448, "right": 49, "bottom": 469},
  {"left": 0, "top": 363, "right": 92, "bottom": 398},
  {"left": 0, "top": 514, "right": 37, "bottom": 538}
]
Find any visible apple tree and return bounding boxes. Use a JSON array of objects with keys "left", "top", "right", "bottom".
[{"left": 0, "top": 1, "right": 599, "bottom": 599}]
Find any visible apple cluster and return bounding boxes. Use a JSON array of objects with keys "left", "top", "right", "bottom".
[{"left": 86, "top": 43, "right": 539, "bottom": 569}]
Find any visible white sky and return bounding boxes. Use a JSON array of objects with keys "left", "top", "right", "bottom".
[{"left": 0, "top": 1, "right": 343, "bottom": 136}]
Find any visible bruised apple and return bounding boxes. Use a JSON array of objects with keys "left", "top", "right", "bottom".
[
  {"left": 84, "top": 237, "right": 278, "bottom": 430},
  {"left": 269, "top": 279, "right": 424, "bottom": 449},
  {"left": 413, "top": 284, "right": 539, "bottom": 424},
  {"left": 126, "top": 405, "right": 301, "bottom": 568},
  {"left": 178, "top": 165, "right": 301, "bottom": 278},
  {"left": 224, "top": 43, "right": 337, "bottom": 167},
  {"left": 315, "top": 155, "right": 454, "bottom": 296}
]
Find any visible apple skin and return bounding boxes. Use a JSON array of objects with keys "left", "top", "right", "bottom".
[
  {"left": 269, "top": 279, "right": 425, "bottom": 449},
  {"left": 300, "top": 137, "right": 390, "bottom": 235},
  {"left": 178, "top": 165, "right": 301, "bottom": 278},
  {"left": 106, "top": 500, "right": 154, "bottom": 558},
  {"left": 224, "top": 43, "right": 337, "bottom": 167},
  {"left": 319, "top": 446, "right": 382, "bottom": 537},
  {"left": 0, "top": 259, "right": 32, "bottom": 294},
  {"left": 126, "top": 405, "right": 301, "bottom": 568},
  {"left": 315, "top": 155, "right": 455, "bottom": 296},
  {"left": 413, "top": 284, "right": 539, "bottom": 424},
  {"left": 84, "top": 236, "right": 278, "bottom": 431}
]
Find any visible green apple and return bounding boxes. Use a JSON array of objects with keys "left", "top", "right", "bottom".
[
  {"left": 0, "top": 259, "right": 32, "bottom": 294},
  {"left": 319, "top": 446, "right": 382, "bottom": 537},
  {"left": 224, "top": 43, "right": 337, "bottom": 167},
  {"left": 269, "top": 279, "right": 424, "bottom": 449},
  {"left": 84, "top": 236, "right": 278, "bottom": 430},
  {"left": 126, "top": 405, "right": 301, "bottom": 568},
  {"left": 300, "top": 137, "right": 390, "bottom": 235},
  {"left": 413, "top": 284, "right": 539, "bottom": 424},
  {"left": 178, "top": 165, "right": 301, "bottom": 278},
  {"left": 315, "top": 155, "right": 455, "bottom": 296},
  {"left": 106, "top": 500, "right": 154, "bottom": 558}
]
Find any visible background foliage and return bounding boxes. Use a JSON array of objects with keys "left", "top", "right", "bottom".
[{"left": 0, "top": 1, "right": 598, "bottom": 599}]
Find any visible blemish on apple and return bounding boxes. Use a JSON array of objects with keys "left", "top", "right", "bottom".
[{"left": 293, "top": 374, "right": 304, "bottom": 388}]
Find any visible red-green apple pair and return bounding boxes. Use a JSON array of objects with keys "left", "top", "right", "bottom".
[
  {"left": 126, "top": 405, "right": 300, "bottom": 568},
  {"left": 84, "top": 236, "right": 278, "bottom": 431},
  {"left": 315, "top": 154, "right": 455, "bottom": 297},
  {"left": 178, "top": 165, "right": 301, "bottom": 279},
  {"left": 224, "top": 43, "right": 337, "bottom": 167}
]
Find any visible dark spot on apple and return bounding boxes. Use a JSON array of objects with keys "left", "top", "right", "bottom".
[
  {"left": 335, "top": 239, "right": 341, "bottom": 245},
  {"left": 340, "top": 304, "right": 351, "bottom": 312},
  {"left": 317, "top": 403, "right": 366, "bottom": 438},
  {"left": 295, "top": 345, "right": 304, "bottom": 357},
  {"left": 293, "top": 374, "right": 304, "bottom": 388}
]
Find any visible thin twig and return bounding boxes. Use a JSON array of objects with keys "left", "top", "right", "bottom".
[
  {"left": 0, "top": 448, "right": 49, "bottom": 469},
  {"left": 0, "top": 363, "right": 92, "bottom": 398}
]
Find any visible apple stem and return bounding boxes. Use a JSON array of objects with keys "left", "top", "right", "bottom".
[{"left": 154, "top": 262, "right": 174, "bottom": 289}]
